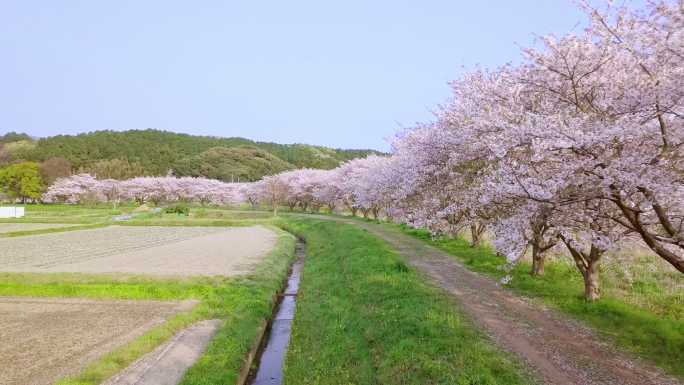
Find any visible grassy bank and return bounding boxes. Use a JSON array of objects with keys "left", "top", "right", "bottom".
[
  {"left": 0, "top": 204, "right": 130, "bottom": 224},
  {"left": 279, "top": 218, "right": 535, "bottom": 385},
  {"left": 396, "top": 224, "right": 684, "bottom": 378},
  {"left": 0, "top": 223, "right": 108, "bottom": 238},
  {"left": 0, "top": 272, "right": 215, "bottom": 300},
  {"left": 179, "top": 228, "right": 295, "bottom": 385},
  {"left": 1, "top": 226, "right": 296, "bottom": 385},
  {"left": 0, "top": 204, "right": 273, "bottom": 226}
]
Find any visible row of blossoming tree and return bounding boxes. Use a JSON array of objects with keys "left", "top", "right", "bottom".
[
  {"left": 43, "top": 174, "right": 246, "bottom": 207},
  {"left": 43, "top": 1, "right": 683, "bottom": 300}
]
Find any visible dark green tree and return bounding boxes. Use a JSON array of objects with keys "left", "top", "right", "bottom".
[
  {"left": 20, "top": 129, "right": 381, "bottom": 176},
  {"left": 40, "top": 157, "right": 72, "bottom": 185},
  {"left": 172, "top": 146, "right": 294, "bottom": 182},
  {"left": 79, "top": 158, "right": 147, "bottom": 180},
  {"left": 0, "top": 162, "right": 45, "bottom": 202}
]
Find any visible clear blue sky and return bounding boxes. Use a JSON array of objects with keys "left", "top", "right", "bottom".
[{"left": 2, "top": 1, "right": 593, "bottom": 151}]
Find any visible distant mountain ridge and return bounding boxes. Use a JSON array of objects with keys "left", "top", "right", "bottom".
[{"left": 0, "top": 129, "right": 382, "bottom": 182}]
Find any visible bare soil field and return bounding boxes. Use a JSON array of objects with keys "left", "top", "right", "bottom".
[
  {"left": 0, "top": 225, "right": 278, "bottom": 276},
  {"left": 0, "top": 222, "right": 78, "bottom": 233},
  {"left": 0, "top": 296, "right": 196, "bottom": 385}
]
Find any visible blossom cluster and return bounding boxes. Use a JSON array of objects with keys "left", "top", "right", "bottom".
[{"left": 43, "top": 174, "right": 246, "bottom": 206}]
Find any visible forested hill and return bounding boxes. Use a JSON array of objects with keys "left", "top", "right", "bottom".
[{"left": 0, "top": 129, "right": 381, "bottom": 182}]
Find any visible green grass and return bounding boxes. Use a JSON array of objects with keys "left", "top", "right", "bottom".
[
  {"left": 278, "top": 218, "right": 535, "bottom": 385},
  {"left": 124, "top": 216, "right": 273, "bottom": 227},
  {"left": 395, "top": 224, "right": 684, "bottom": 379},
  {"left": 189, "top": 207, "right": 274, "bottom": 220},
  {"left": 0, "top": 204, "right": 274, "bottom": 226},
  {"left": 0, "top": 223, "right": 108, "bottom": 237},
  {"left": 0, "top": 205, "right": 277, "bottom": 237},
  {"left": 0, "top": 272, "right": 215, "bottom": 299},
  {"left": 179, "top": 228, "right": 295, "bottom": 385},
  {"left": 0, "top": 204, "right": 131, "bottom": 224},
  {"left": 0, "top": 223, "right": 296, "bottom": 385},
  {"left": 123, "top": 207, "right": 275, "bottom": 227}
]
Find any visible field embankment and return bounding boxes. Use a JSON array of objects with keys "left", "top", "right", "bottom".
[{"left": 278, "top": 217, "right": 534, "bottom": 385}]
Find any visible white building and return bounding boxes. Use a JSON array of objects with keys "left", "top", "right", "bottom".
[{"left": 0, "top": 207, "right": 25, "bottom": 218}]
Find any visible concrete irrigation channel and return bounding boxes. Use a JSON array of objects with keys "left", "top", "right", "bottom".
[
  {"left": 100, "top": 239, "right": 306, "bottom": 385},
  {"left": 247, "top": 241, "right": 306, "bottom": 385}
]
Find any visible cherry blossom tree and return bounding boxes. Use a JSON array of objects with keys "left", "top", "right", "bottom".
[
  {"left": 345, "top": 155, "right": 395, "bottom": 219},
  {"left": 312, "top": 170, "right": 345, "bottom": 212},
  {"left": 258, "top": 175, "right": 290, "bottom": 216},
  {"left": 351, "top": 1, "right": 684, "bottom": 300},
  {"left": 43, "top": 174, "right": 102, "bottom": 204},
  {"left": 39, "top": 1, "right": 683, "bottom": 302},
  {"left": 97, "top": 179, "right": 123, "bottom": 208},
  {"left": 44, "top": 175, "right": 245, "bottom": 208}
]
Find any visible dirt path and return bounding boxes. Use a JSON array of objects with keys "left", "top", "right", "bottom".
[{"left": 307, "top": 215, "right": 681, "bottom": 385}]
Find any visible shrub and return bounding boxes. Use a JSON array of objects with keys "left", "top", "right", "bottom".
[{"left": 164, "top": 204, "right": 189, "bottom": 216}]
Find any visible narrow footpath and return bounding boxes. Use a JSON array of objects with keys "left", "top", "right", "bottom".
[{"left": 309, "top": 215, "right": 681, "bottom": 385}]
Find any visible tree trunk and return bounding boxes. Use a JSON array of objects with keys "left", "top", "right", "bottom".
[
  {"left": 583, "top": 260, "right": 601, "bottom": 302},
  {"left": 560, "top": 235, "right": 602, "bottom": 301},
  {"left": 470, "top": 223, "right": 484, "bottom": 248},
  {"left": 531, "top": 244, "right": 545, "bottom": 276},
  {"left": 529, "top": 213, "right": 553, "bottom": 276},
  {"left": 350, "top": 207, "right": 358, "bottom": 217}
]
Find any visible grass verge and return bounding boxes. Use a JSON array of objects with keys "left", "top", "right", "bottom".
[
  {"left": 123, "top": 217, "right": 272, "bottom": 227},
  {"left": 0, "top": 204, "right": 129, "bottom": 224},
  {"left": 179, "top": 228, "right": 295, "bottom": 385},
  {"left": 0, "top": 272, "right": 215, "bottom": 299},
  {"left": 395, "top": 224, "right": 684, "bottom": 379},
  {"left": 0, "top": 223, "right": 108, "bottom": 238},
  {"left": 278, "top": 217, "right": 535, "bottom": 385}
]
